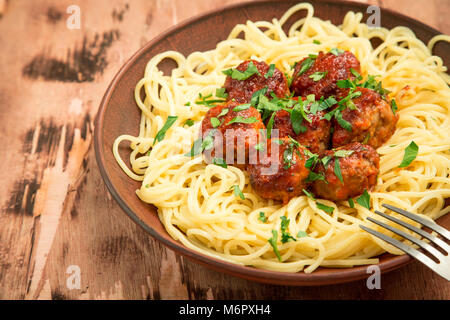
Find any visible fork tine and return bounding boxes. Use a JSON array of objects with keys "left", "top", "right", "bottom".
[
  {"left": 367, "top": 215, "right": 444, "bottom": 261},
  {"left": 382, "top": 204, "right": 450, "bottom": 241},
  {"left": 359, "top": 224, "right": 439, "bottom": 271},
  {"left": 373, "top": 210, "right": 450, "bottom": 253}
]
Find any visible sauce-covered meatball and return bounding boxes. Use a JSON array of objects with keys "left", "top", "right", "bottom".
[
  {"left": 200, "top": 100, "right": 265, "bottom": 167},
  {"left": 290, "top": 50, "right": 360, "bottom": 99},
  {"left": 223, "top": 60, "right": 289, "bottom": 103},
  {"left": 332, "top": 87, "right": 398, "bottom": 149},
  {"left": 311, "top": 142, "right": 379, "bottom": 201},
  {"left": 247, "top": 137, "right": 311, "bottom": 203},
  {"left": 271, "top": 98, "right": 332, "bottom": 154}
]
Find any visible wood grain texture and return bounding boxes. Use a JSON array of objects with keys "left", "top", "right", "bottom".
[{"left": 0, "top": 0, "right": 448, "bottom": 300}]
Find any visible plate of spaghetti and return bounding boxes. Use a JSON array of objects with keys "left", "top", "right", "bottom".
[{"left": 95, "top": 0, "right": 450, "bottom": 285}]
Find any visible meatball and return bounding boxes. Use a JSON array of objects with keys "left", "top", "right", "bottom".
[
  {"left": 311, "top": 142, "right": 379, "bottom": 201},
  {"left": 200, "top": 100, "right": 265, "bottom": 167},
  {"left": 332, "top": 87, "right": 398, "bottom": 149},
  {"left": 247, "top": 137, "right": 311, "bottom": 203},
  {"left": 223, "top": 60, "right": 289, "bottom": 103},
  {"left": 271, "top": 98, "right": 332, "bottom": 154},
  {"left": 290, "top": 50, "right": 360, "bottom": 99}
]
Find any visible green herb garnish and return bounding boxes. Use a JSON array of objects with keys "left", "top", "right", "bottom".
[
  {"left": 329, "top": 48, "right": 345, "bottom": 56},
  {"left": 232, "top": 103, "right": 251, "bottom": 112},
  {"left": 215, "top": 87, "right": 228, "bottom": 98},
  {"left": 210, "top": 117, "right": 220, "bottom": 128},
  {"left": 297, "top": 230, "right": 308, "bottom": 238},
  {"left": 316, "top": 202, "right": 335, "bottom": 213},
  {"left": 259, "top": 212, "right": 268, "bottom": 223},
  {"left": 222, "top": 61, "right": 261, "bottom": 80},
  {"left": 348, "top": 198, "right": 355, "bottom": 208},
  {"left": 153, "top": 116, "right": 178, "bottom": 145},
  {"left": 195, "top": 93, "right": 226, "bottom": 107},
  {"left": 212, "top": 158, "right": 227, "bottom": 168},
  {"left": 184, "top": 129, "right": 216, "bottom": 157},
  {"left": 391, "top": 98, "right": 398, "bottom": 115},
  {"left": 268, "top": 230, "right": 282, "bottom": 262},
  {"left": 264, "top": 64, "right": 276, "bottom": 79},
  {"left": 297, "top": 57, "right": 315, "bottom": 75},
  {"left": 309, "top": 71, "right": 327, "bottom": 81},
  {"left": 334, "top": 158, "right": 344, "bottom": 183},
  {"left": 302, "top": 189, "right": 316, "bottom": 200},
  {"left": 227, "top": 116, "right": 258, "bottom": 125},
  {"left": 334, "top": 149, "right": 354, "bottom": 158},
  {"left": 183, "top": 119, "right": 195, "bottom": 127},
  {"left": 280, "top": 216, "right": 296, "bottom": 243},
  {"left": 356, "top": 190, "right": 371, "bottom": 210},
  {"left": 305, "top": 171, "right": 326, "bottom": 183},
  {"left": 233, "top": 185, "right": 245, "bottom": 200}
]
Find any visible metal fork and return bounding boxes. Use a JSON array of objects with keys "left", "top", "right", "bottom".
[{"left": 360, "top": 204, "right": 450, "bottom": 281}]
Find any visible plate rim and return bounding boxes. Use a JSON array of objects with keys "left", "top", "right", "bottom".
[{"left": 94, "top": 0, "right": 445, "bottom": 286}]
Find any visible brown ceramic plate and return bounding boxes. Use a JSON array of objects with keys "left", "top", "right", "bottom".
[{"left": 94, "top": 0, "right": 450, "bottom": 286}]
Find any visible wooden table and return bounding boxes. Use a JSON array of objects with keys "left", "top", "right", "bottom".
[{"left": 0, "top": 0, "right": 448, "bottom": 300}]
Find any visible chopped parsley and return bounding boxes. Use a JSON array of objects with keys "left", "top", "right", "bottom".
[
  {"left": 350, "top": 68, "right": 363, "bottom": 81},
  {"left": 212, "top": 157, "right": 227, "bottom": 168},
  {"left": 348, "top": 198, "right": 355, "bottom": 208},
  {"left": 309, "top": 71, "right": 327, "bottom": 81},
  {"left": 268, "top": 230, "right": 282, "bottom": 262},
  {"left": 280, "top": 216, "right": 296, "bottom": 243},
  {"left": 305, "top": 171, "right": 326, "bottom": 183},
  {"left": 251, "top": 87, "right": 269, "bottom": 107},
  {"left": 304, "top": 150, "right": 319, "bottom": 169},
  {"left": 334, "top": 111, "right": 352, "bottom": 132},
  {"left": 297, "top": 57, "right": 315, "bottom": 76},
  {"left": 233, "top": 185, "right": 245, "bottom": 200},
  {"left": 227, "top": 116, "right": 259, "bottom": 125},
  {"left": 302, "top": 189, "right": 316, "bottom": 200},
  {"left": 290, "top": 104, "right": 307, "bottom": 135},
  {"left": 153, "top": 116, "right": 178, "bottom": 145},
  {"left": 266, "top": 111, "right": 277, "bottom": 139},
  {"left": 334, "top": 158, "right": 344, "bottom": 183},
  {"left": 254, "top": 142, "right": 265, "bottom": 151},
  {"left": 232, "top": 103, "right": 251, "bottom": 112},
  {"left": 217, "top": 108, "right": 229, "bottom": 118},
  {"left": 297, "top": 230, "right": 308, "bottom": 238},
  {"left": 184, "top": 129, "right": 216, "bottom": 157},
  {"left": 183, "top": 119, "right": 195, "bottom": 127},
  {"left": 334, "top": 149, "right": 354, "bottom": 158},
  {"left": 391, "top": 98, "right": 398, "bottom": 115},
  {"left": 210, "top": 117, "right": 220, "bottom": 128},
  {"left": 222, "top": 61, "right": 261, "bottom": 80},
  {"left": 259, "top": 212, "right": 268, "bottom": 223},
  {"left": 329, "top": 48, "right": 345, "bottom": 56},
  {"left": 321, "top": 155, "right": 333, "bottom": 167},
  {"left": 195, "top": 93, "right": 226, "bottom": 107},
  {"left": 264, "top": 64, "right": 276, "bottom": 79},
  {"left": 356, "top": 190, "right": 371, "bottom": 210},
  {"left": 316, "top": 202, "right": 335, "bottom": 213},
  {"left": 215, "top": 87, "right": 228, "bottom": 98},
  {"left": 285, "top": 72, "right": 293, "bottom": 87},
  {"left": 282, "top": 138, "right": 301, "bottom": 170}
]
